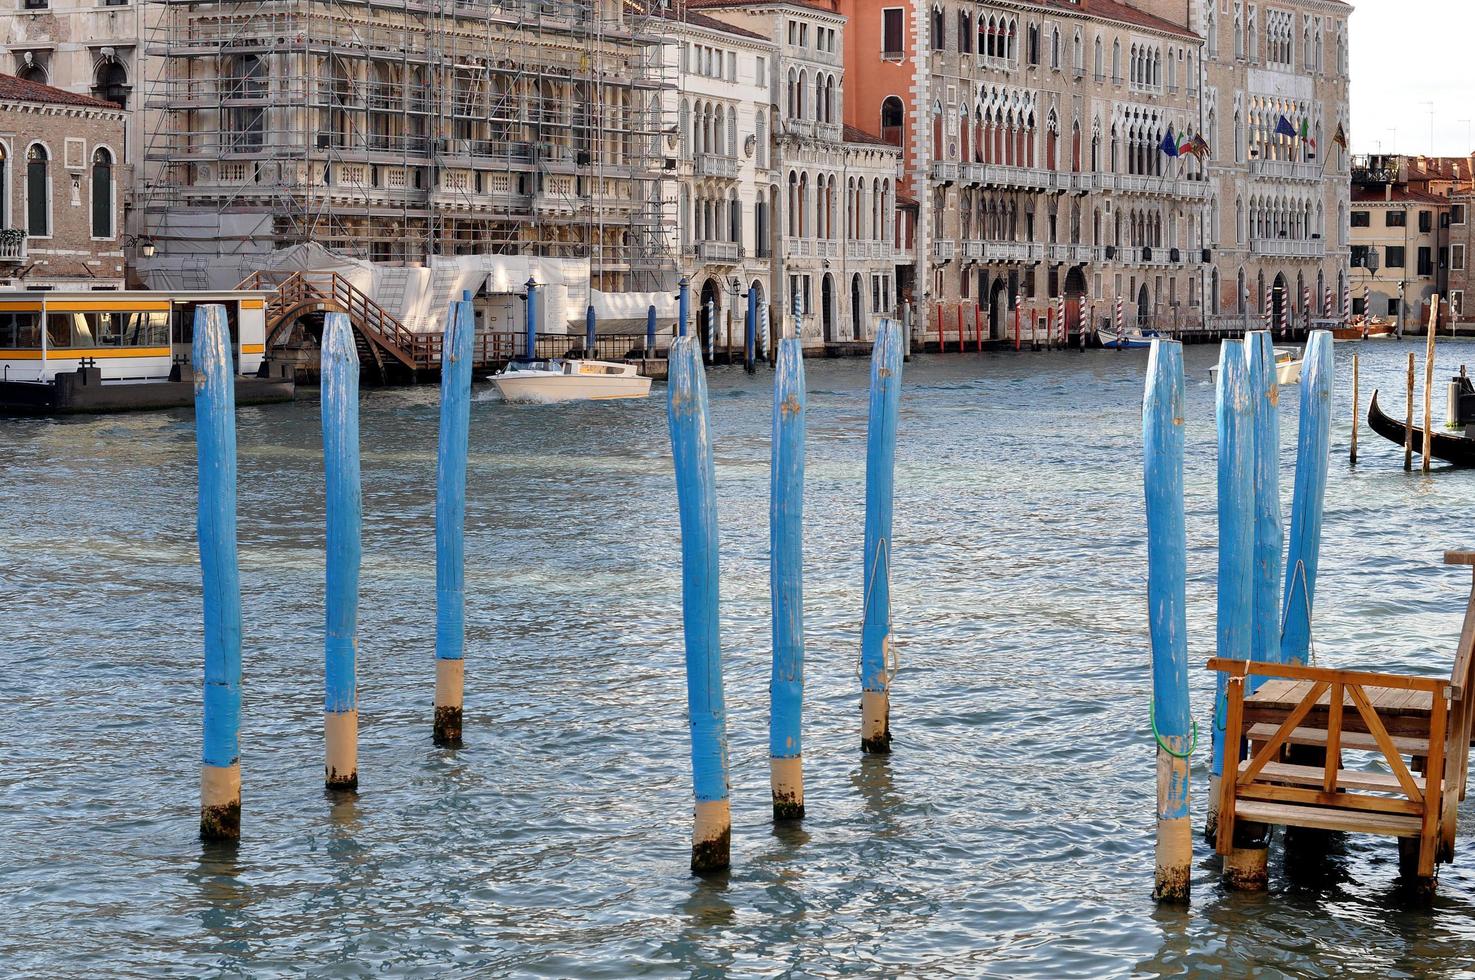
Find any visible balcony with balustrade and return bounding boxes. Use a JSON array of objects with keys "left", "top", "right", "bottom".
[
  {"left": 0, "top": 232, "right": 27, "bottom": 264},
  {"left": 1249, "top": 159, "right": 1323, "bottom": 182},
  {"left": 695, "top": 154, "right": 740, "bottom": 179},
  {"left": 1250, "top": 237, "right": 1326, "bottom": 259},
  {"left": 959, "top": 240, "right": 1042, "bottom": 263},
  {"left": 697, "top": 241, "right": 741, "bottom": 264},
  {"left": 933, "top": 239, "right": 956, "bottom": 262}
]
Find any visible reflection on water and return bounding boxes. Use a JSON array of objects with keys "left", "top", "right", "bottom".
[{"left": 3, "top": 340, "right": 1475, "bottom": 974}]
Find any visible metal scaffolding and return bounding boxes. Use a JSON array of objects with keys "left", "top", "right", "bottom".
[{"left": 142, "top": 0, "right": 677, "bottom": 290}]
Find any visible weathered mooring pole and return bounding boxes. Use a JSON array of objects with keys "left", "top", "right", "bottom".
[
  {"left": 1405, "top": 352, "right": 1416, "bottom": 471},
  {"left": 194, "top": 303, "right": 242, "bottom": 842},
  {"left": 769, "top": 337, "right": 806, "bottom": 820},
  {"left": 667, "top": 335, "right": 730, "bottom": 872},
  {"left": 704, "top": 298, "right": 716, "bottom": 363},
  {"left": 585, "top": 303, "right": 597, "bottom": 356},
  {"left": 1424, "top": 296, "right": 1439, "bottom": 473},
  {"left": 860, "top": 319, "right": 904, "bottom": 754},
  {"left": 1207, "top": 340, "right": 1253, "bottom": 842},
  {"left": 745, "top": 285, "right": 758, "bottom": 375},
  {"left": 1226, "top": 329, "right": 1283, "bottom": 889},
  {"left": 434, "top": 298, "right": 474, "bottom": 746},
  {"left": 1281, "top": 331, "right": 1333, "bottom": 667},
  {"left": 1350, "top": 353, "right": 1360, "bottom": 466},
  {"left": 1144, "top": 339, "right": 1191, "bottom": 904},
  {"left": 321, "top": 311, "right": 361, "bottom": 792},
  {"left": 678, "top": 277, "right": 690, "bottom": 338},
  {"left": 646, "top": 305, "right": 657, "bottom": 356}
]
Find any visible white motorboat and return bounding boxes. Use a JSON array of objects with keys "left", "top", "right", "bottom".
[
  {"left": 492, "top": 357, "right": 652, "bottom": 403},
  {"left": 1209, "top": 348, "right": 1303, "bottom": 387}
]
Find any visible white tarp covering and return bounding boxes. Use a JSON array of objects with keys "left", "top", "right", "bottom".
[{"left": 588, "top": 289, "right": 679, "bottom": 334}]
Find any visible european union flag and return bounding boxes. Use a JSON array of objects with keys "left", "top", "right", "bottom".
[
  {"left": 1160, "top": 127, "right": 1179, "bottom": 158},
  {"left": 1275, "top": 115, "right": 1298, "bottom": 139}
]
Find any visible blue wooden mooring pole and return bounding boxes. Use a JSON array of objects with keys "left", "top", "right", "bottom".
[
  {"left": 667, "top": 335, "right": 730, "bottom": 872},
  {"left": 678, "top": 276, "right": 690, "bottom": 339},
  {"left": 1281, "top": 330, "right": 1333, "bottom": 667},
  {"left": 321, "top": 311, "right": 361, "bottom": 791},
  {"left": 1246, "top": 331, "right": 1283, "bottom": 676},
  {"left": 769, "top": 337, "right": 806, "bottom": 819},
  {"left": 524, "top": 277, "right": 539, "bottom": 360},
  {"left": 1143, "top": 339, "right": 1190, "bottom": 904},
  {"left": 585, "top": 304, "right": 597, "bottom": 356},
  {"left": 1208, "top": 339, "right": 1253, "bottom": 842},
  {"left": 434, "top": 298, "right": 474, "bottom": 746},
  {"left": 194, "top": 303, "right": 243, "bottom": 842},
  {"left": 745, "top": 286, "right": 758, "bottom": 375},
  {"left": 860, "top": 318, "right": 903, "bottom": 754},
  {"left": 646, "top": 304, "right": 657, "bottom": 356}
]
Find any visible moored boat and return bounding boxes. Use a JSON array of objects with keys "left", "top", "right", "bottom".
[
  {"left": 1209, "top": 347, "right": 1303, "bottom": 387},
  {"left": 1098, "top": 326, "right": 1160, "bottom": 350},
  {"left": 1331, "top": 317, "right": 1396, "bottom": 341},
  {"left": 1367, "top": 388, "right": 1475, "bottom": 467},
  {"left": 492, "top": 357, "right": 652, "bottom": 403}
]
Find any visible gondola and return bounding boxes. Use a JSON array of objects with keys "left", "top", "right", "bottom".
[{"left": 1367, "top": 389, "right": 1475, "bottom": 467}]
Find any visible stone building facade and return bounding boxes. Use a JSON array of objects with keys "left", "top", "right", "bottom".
[
  {"left": 837, "top": 0, "right": 1351, "bottom": 338},
  {"left": 0, "top": 73, "right": 127, "bottom": 288}
]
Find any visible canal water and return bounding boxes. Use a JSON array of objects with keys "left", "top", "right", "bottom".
[{"left": 3, "top": 338, "right": 1475, "bottom": 976}]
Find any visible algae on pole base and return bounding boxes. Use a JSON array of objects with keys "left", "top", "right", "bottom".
[
  {"left": 434, "top": 299, "right": 474, "bottom": 746},
  {"left": 1144, "top": 339, "right": 1191, "bottom": 904},
  {"left": 1281, "top": 331, "right": 1333, "bottom": 668},
  {"left": 1207, "top": 340, "right": 1253, "bottom": 842},
  {"left": 860, "top": 319, "right": 904, "bottom": 754},
  {"left": 769, "top": 338, "right": 807, "bottom": 820},
  {"left": 193, "top": 303, "right": 243, "bottom": 842},
  {"left": 321, "top": 311, "right": 362, "bottom": 792},
  {"left": 666, "top": 336, "right": 730, "bottom": 872}
]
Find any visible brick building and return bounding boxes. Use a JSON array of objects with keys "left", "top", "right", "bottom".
[{"left": 0, "top": 73, "right": 127, "bottom": 289}]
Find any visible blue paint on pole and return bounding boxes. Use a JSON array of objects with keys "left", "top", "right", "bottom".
[
  {"left": 666, "top": 335, "right": 730, "bottom": 870},
  {"left": 745, "top": 287, "right": 758, "bottom": 374},
  {"left": 1246, "top": 331, "right": 1283, "bottom": 678},
  {"left": 678, "top": 277, "right": 690, "bottom": 338},
  {"left": 1281, "top": 330, "right": 1333, "bottom": 666},
  {"left": 860, "top": 319, "right": 903, "bottom": 754},
  {"left": 434, "top": 299, "right": 474, "bottom": 745},
  {"left": 321, "top": 311, "right": 361, "bottom": 789},
  {"left": 585, "top": 304, "right": 597, "bottom": 355},
  {"left": 194, "top": 303, "right": 242, "bottom": 840},
  {"left": 1144, "top": 338, "right": 1191, "bottom": 902},
  {"left": 769, "top": 337, "right": 806, "bottom": 818},
  {"left": 1211, "top": 341, "right": 1254, "bottom": 787},
  {"left": 646, "top": 304, "right": 658, "bottom": 356},
  {"left": 524, "top": 278, "right": 539, "bottom": 360}
]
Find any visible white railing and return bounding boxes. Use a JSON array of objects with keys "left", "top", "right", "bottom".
[
  {"left": 815, "top": 121, "right": 843, "bottom": 143},
  {"left": 979, "top": 164, "right": 1051, "bottom": 192},
  {"left": 1249, "top": 159, "right": 1323, "bottom": 182},
  {"left": 695, "top": 154, "right": 740, "bottom": 179},
  {"left": 932, "top": 161, "right": 960, "bottom": 182},
  {"left": 817, "top": 240, "right": 841, "bottom": 259},
  {"left": 933, "top": 239, "right": 956, "bottom": 262},
  {"left": 697, "top": 241, "right": 740, "bottom": 264},
  {"left": 1250, "top": 238, "right": 1325, "bottom": 258},
  {"left": 0, "top": 233, "right": 27, "bottom": 263},
  {"left": 784, "top": 237, "right": 814, "bottom": 259}
]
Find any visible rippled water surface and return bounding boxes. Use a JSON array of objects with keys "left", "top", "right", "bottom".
[{"left": 4, "top": 339, "right": 1475, "bottom": 977}]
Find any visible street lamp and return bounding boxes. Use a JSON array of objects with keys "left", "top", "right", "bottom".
[{"left": 122, "top": 234, "right": 156, "bottom": 258}]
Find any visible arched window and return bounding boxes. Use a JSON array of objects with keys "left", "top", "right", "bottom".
[
  {"left": 1112, "top": 40, "right": 1122, "bottom": 81},
  {"left": 26, "top": 144, "right": 49, "bottom": 237},
  {"left": 17, "top": 61, "right": 46, "bottom": 84},
  {"left": 880, "top": 96, "right": 904, "bottom": 147},
  {"left": 931, "top": 6, "right": 945, "bottom": 51},
  {"left": 93, "top": 60, "right": 129, "bottom": 109},
  {"left": 1050, "top": 27, "right": 1060, "bottom": 69},
  {"left": 91, "top": 147, "right": 114, "bottom": 239}
]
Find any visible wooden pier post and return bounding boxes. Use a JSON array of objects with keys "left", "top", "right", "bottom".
[
  {"left": 194, "top": 303, "right": 243, "bottom": 842},
  {"left": 1227, "top": 330, "right": 1283, "bottom": 889},
  {"left": 646, "top": 305, "right": 658, "bottom": 357},
  {"left": 585, "top": 304, "right": 597, "bottom": 355},
  {"left": 901, "top": 300, "right": 913, "bottom": 362},
  {"left": 434, "top": 299, "right": 474, "bottom": 747},
  {"left": 1405, "top": 352, "right": 1416, "bottom": 471},
  {"left": 860, "top": 319, "right": 904, "bottom": 754},
  {"left": 524, "top": 277, "right": 539, "bottom": 358},
  {"left": 1281, "top": 331, "right": 1333, "bottom": 667},
  {"left": 666, "top": 335, "right": 731, "bottom": 872},
  {"left": 1144, "top": 339, "right": 1191, "bottom": 903},
  {"left": 321, "top": 311, "right": 361, "bottom": 792},
  {"left": 1424, "top": 296, "right": 1439, "bottom": 473},
  {"left": 1208, "top": 340, "right": 1253, "bottom": 842},
  {"left": 678, "top": 276, "right": 690, "bottom": 339},
  {"left": 770, "top": 337, "right": 806, "bottom": 820},
  {"left": 1350, "top": 353, "right": 1360, "bottom": 465},
  {"left": 744, "top": 286, "right": 757, "bottom": 375}
]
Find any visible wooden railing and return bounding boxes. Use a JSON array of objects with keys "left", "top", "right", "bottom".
[{"left": 239, "top": 270, "right": 422, "bottom": 370}]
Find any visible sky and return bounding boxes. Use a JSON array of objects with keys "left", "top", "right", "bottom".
[{"left": 1350, "top": 0, "right": 1475, "bottom": 156}]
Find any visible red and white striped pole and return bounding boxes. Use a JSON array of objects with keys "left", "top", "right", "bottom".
[
  {"left": 1115, "top": 295, "right": 1124, "bottom": 336},
  {"left": 1280, "top": 290, "right": 1290, "bottom": 339},
  {"left": 1323, "top": 285, "right": 1333, "bottom": 321},
  {"left": 1302, "top": 284, "right": 1311, "bottom": 334},
  {"left": 1055, "top": 296, "right": 1064, "bottom": 349},
  {"left": 1342, "top": 283, "right": 1351, "bottom": 325},
  {"left": 1263, "top": 286, "right": 1273, "bottom": 331},
  {"left": 1014, "top": 294, "right": 1022, "bottom": 351}
]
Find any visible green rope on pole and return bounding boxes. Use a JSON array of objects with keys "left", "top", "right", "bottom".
[{"left": 1151, "top": 703, "right": 1198, "bottom": 759}]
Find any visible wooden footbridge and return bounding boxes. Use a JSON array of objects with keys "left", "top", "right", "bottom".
[{"left": 237, "top": 270, "right": 651, "bottom": 382}]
